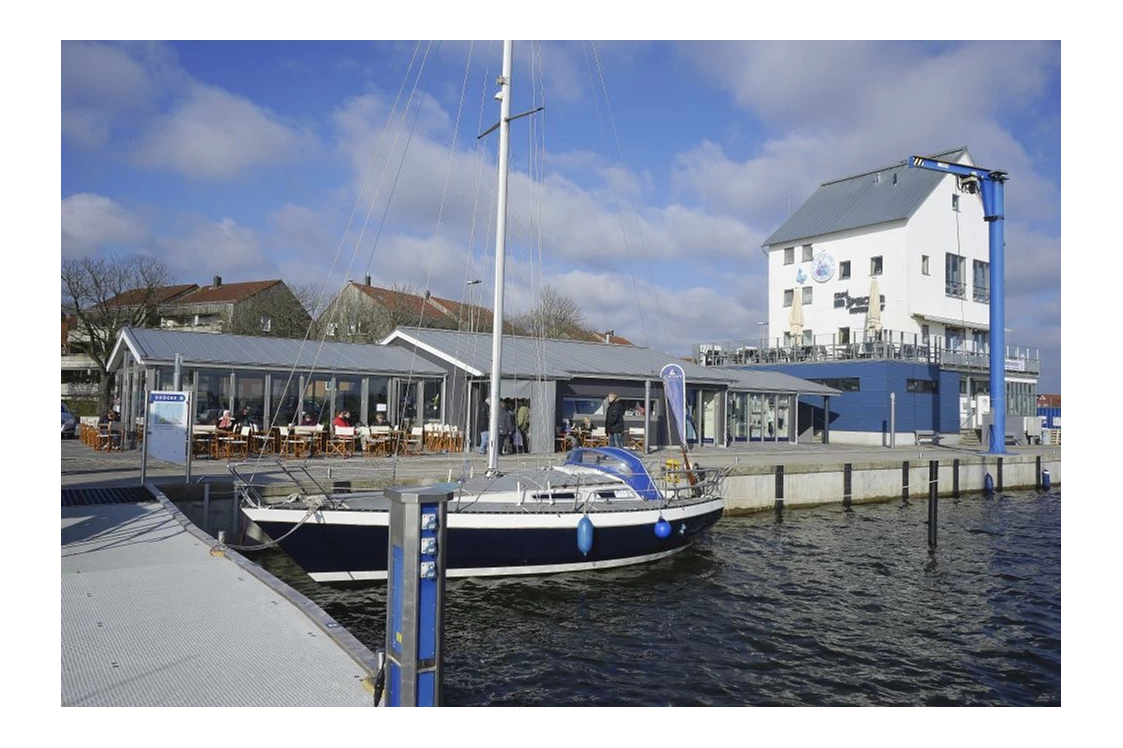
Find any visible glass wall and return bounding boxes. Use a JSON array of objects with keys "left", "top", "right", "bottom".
[
  {"left": 368, "top": 376, "right": 389, "bottom": 425},
  {"left": 235, "top": 373, "right": 266, "bottom": 425},
  {"left": 194, "top": 369, "right": 231, "bottom": 424},
  {"left": 270, "top": 374, "right": 301, "bottom": 427},
  {"left": 303, "top": 374, "right": 333, "bottom": 425},
  {"left": 334, "top": 374, "right": 362, "bottom": 422}
]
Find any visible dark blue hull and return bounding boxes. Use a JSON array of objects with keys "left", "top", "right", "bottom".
[{"left": 250, "top": 505, "right": 723, "bottom": 582}]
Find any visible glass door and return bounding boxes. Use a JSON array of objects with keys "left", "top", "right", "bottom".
[
  {"left": 776, "top": 395, "right": 791, "bottom": 441},
  {"left": 749, "top": 394, "right": 763, "bottom": 441}
]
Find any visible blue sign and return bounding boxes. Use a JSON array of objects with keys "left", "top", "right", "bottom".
[
  {"left": 660, "top": 364, "right": 687, "bottom": 446},
  {"left": 150, "top": 392, "right": 187, "bottom": 403}
]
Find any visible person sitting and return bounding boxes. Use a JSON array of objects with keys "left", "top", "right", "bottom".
[
  {"left": 333, "top": 410, "right": 351, "bottom": 429},
  {"left": 234, "top": 407, "right": 255, "bottom": 430},
  {"left": 300, "top": 412, "right": 318, "bottom": 426},
  {"left": 216, "top": 409, "right": 235, "bottom": 431}
]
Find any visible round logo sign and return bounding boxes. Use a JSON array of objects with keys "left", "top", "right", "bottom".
[{"left": 811, "top": 251, "right": 836, "bottom": 283}]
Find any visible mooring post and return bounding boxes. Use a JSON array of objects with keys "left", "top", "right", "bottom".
[
  {"left": 1036, "top": 455, "right": 1042, "bottom": 490},
  {"left": 998, "top": 457, "right": 1004, "bottom": 493},
  {"left": 775, "top": 465, "right": 784, "bottom": 513},
  {"left": 953, "top": 458, "right": 960, "bottom": 499},
  {"left": 902, "top": 460, "right": 909, "bottom": 501},
  {"left": 202, "top": 481, "right": 211, "bottom": 534},
  {"left": 928, "top": 460, "right": 938, "bottom": 547},
  {"left": 843, "top": 463, "right": 852, "bottom": 509}
]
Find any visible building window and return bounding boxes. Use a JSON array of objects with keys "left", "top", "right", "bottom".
[
  {"left": 802, "top": 330, "right": 813, "bottom": 346},
  {"left": 784, "top": 247, "right": 794, "bottom": 265},
  {"left": 921, "top": 255, "right": 930, "bottom": 275},
  {"left": 260, "top": 316, "right": 272, "bottom": 332},
  {"left": 193, "top": 314, "right": 201, "bottom": 327},
  {"left": 952, "top": 194, "right": 960, "bottom": 212},
  {"left": 839, "top": 261, "right": 851, "bottom": 280},
  {"left": 945, "top": 252, "right": 966, "bottom": 297},
  {"left": 870, "top": 256, "right": 883, "bottom": 276},
  {"left": 906, "top": 379, "right": 938, "bottom": 393},
  {"left": 838, "top": 327, "right": 850, "bottom": 345},
  {"left": 811, "top": 377, "right": 860, "bottom": 391},
  {"left": 802, "top": 244, "right": 813, "bottom": 262},
  {"left": 973, "top": 259, "right": 990, "bottom": 302},
  {"left": 783, "top": 289, "right": 793, "bottom": 307},
  {"left": 921, "top": 324, "right": 930, "bottom": 342},
  {"left": 802, "top": 286, "right": 813, "bottom": 304},
  {"left": 327, "top": 323, "right": 338, "bottom": 337}
]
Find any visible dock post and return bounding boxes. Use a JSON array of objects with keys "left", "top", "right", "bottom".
[
  {"left": 927, "top": 460, "right": 938, "bottom": 547},
  {"left": 953, "top": 459, "right": 960, "bottom": 498},
  {"left": 202, "top": 482, "right": 210, "bottom": 534},
  {"left": 384, "top": 484, "right": 453, "bottom": 707},
  {"left": 902, "top": 460, "right": 909, "bottom": 501},
  {"left": 1036, "top": 455, "right": 1042, "bottom": 490},
  {"left": 998, "top": 457, "right": 1004, "bottom": 493},
  {"left": 843, "top": 463, "right": 852, "bottom": 509},
  {"left": 775, "top": 466, "right": 784, "bottom": 513}
]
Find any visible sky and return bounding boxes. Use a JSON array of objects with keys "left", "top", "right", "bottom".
[{"left": 57, "top": 37, "right": 1063, "bottom": 391}]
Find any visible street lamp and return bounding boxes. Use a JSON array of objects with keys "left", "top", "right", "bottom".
[{"left": 466, "top": 279, "right": 482, "bottom": 334}]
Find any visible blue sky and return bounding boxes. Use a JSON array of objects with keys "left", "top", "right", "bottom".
[{"left": 59, "top": 39, "right": 1062, "bottom": 390}]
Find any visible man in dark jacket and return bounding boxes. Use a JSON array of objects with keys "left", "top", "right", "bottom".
[
  {"left": 605, "top": 392, "right": 627, "bottom": 448},
  {"left": 477, "top": 397, "right": 491, "bottom": 454}
]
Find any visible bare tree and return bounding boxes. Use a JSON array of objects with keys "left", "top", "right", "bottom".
[
  {"left": 61, "top": 254, "right": 176, "bottom": 412},
  {"left": 516, "top": 285, "right": 587, "bottom": 340}
]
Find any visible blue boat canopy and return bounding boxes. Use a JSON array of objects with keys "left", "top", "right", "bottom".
[{"left": 565, "top": 447, "right": 660, "bottom": 500}]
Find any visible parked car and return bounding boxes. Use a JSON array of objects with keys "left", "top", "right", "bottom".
[{"left": 61, "top": 401, "right": 78, "bottom": 439}]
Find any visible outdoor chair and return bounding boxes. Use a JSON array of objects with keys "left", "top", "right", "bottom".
[{"left": 327, "top": 426, "right": 356, "bottom": 458}]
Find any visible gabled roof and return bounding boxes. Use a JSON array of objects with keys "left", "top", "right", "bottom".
[
  {"left": 350, "top": 282, "right": 494, "bottom": 328},
  {"left": 763, "top": 147, "right": 970, "bottom": 248},
  {"left": 173, "top": 280, "right": 283, "bottom": 305},
  {"left": 108, "top": 326, "right": 445, "bottom": 377}
]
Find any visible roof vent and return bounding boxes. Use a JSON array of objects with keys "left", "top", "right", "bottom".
[
  {"left": 364, "top": 274, "right": 371, "bottom": 286},
  {"left": 873, "top": 173, "right": 881, "bottom": 184},
  {"left": 213, "top": 275, "right": 222, "bottom": 288}
]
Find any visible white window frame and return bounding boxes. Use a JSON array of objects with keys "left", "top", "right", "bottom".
[
  {"left": 783, "top": 289, "right": 794, "bottom": 307},
  {"left": 260, "top": 316, "right": 272, "bottom": 332}
]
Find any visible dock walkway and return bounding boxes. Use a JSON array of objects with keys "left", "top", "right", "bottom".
[{"left": 62, "top": 486, "right": 379, "bottom": 706}]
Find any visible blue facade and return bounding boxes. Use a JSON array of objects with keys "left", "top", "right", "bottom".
[
  {"left": 1037, "top": 406, "right": 1061, "bottom": 429},
  {"left": 744, "top": 360, "right": 960, "bottom": 435}
]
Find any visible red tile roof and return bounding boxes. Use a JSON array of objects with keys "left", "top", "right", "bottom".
[
  {"left": 102, "top": 284, "right": 200, "bottom": 307},
  {"left": 174, "top": 280, "right": 282, "bottom": 305}
]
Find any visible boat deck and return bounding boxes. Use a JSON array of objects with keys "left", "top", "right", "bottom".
[{"left": 61, "top": 487, "right": 379, "bottom": 706}]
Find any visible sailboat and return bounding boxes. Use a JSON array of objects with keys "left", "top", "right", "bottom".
[{"left": 235, "top": 41, "right": 726, "bottom": 583}]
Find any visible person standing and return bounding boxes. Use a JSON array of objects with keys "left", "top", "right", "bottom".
[
  {"left": 477, "top": 397, "right": 491, "bottom": 455},
  {"left": 605, "top": 392, "right": 626, "bottom": 449},
  {"left": 498, "top": 399, "right": 515, "bottom": 455},
  {"left": 515, "top": 399, "right": 530, "bottom": 453}
]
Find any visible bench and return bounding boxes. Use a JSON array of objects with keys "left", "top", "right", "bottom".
[{"left": 915, "top": 430, "right": 941, "bottom": 446}]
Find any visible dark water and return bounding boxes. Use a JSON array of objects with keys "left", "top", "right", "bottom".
[{"left": 253, "top": 489, "right": 1061, "bottom": 706}]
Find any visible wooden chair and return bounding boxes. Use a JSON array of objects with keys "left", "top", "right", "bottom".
[
  {"left": 628, "top": 427, "right": 645, "bottom": 451},
  {"left": 402, "top": 426, "right": 424, "bottom": 455},
  {"left": 192, "top": 425, "right": 217, "bottom": 459},
  {"left": 584, "top": 427, "right": 608, "bottom": 448},
  {"left": 278, "top": 426, "right": 311, "bottom": 459},
  {"left": 251, "top": 427, "right": 276, "bottom": 456},
  {"left": 363, "top": 425, "right": 393, "bottom": 456},
  {"left": 218, "top": 427, "right": 250, "bottom": 460},
  {"left": 327, "top": 426, "right": 356, "bottom": 458}
]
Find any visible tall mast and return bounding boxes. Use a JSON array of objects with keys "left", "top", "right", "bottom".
[{"left": 486, "top": 40, "right": 513, "bottom": 475}]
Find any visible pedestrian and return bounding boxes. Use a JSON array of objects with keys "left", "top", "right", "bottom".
[
  {"left": 605, "top": 392, "right": 626, "bottom": 449},
  {"left": 478, "top": 397, "right": 491, "bottom": 455},
  {"left": 515, "top": 399, "right": 530, "bottom": 453},
  {"left": 498, "top": 399, "right": 515, "bottom": 455}
]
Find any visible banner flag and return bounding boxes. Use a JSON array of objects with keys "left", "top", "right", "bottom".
[{"left": 660, "top": 363, "right": 687, "bottom": 446}]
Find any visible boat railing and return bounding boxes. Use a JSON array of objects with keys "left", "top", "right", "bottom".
[
  {"left": 658, "top": 462, "right": 733, "bottom": 501},
  {"left": 228, "top": 459, "right": 398, "bottom": 509}
]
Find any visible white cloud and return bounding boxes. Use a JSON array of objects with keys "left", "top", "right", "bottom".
[
  {"left": 61, "top": 193, "right": 148, "bottom": 257},
  {"left": 156, "top": 217, "right": 265, "bottom": 276},
  {"left": 133, "top": 83, "right": 305, "bottom": 179}
]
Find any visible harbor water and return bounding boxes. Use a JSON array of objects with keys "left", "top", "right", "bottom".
[{"left": 252, "top": 488, "right": 1061, "bottom": 706}]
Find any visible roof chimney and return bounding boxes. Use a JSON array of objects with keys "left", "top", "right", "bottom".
[
  {"left": 213, "top": 275, "right": 222, "bottom": 288},
  {"left": 364, "top": 274, "right": 371, "bottom": 286},
  {"left": 605, "top": 330, "right": 614, "bottom": 343}
]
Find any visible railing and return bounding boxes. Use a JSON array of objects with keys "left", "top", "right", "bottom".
[
  {"left": 696, "top": 330, "right": 1040, "bottom": 374},
  {"left": 946, "top": 280, "right": 967, "bottom": 298}
]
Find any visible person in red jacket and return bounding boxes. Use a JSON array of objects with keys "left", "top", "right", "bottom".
[{"left": 333, "top": 410, "right": 351, "bottom": 429}]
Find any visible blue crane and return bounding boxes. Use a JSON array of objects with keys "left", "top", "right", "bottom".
[{"left": 907, "top": 154, "right": 1010, "bottom": 454}]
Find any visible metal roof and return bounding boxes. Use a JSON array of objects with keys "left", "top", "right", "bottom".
[
  {"left": 384, "top": 328, "right": 837, "bottom": 396},
  {"left": 384, "top": 327, "right": 733, "bottom": 384},
  {"left": 763, "top": 147, "right": 970, "bottom": 248},
  {"left": 108, "top": 326, "right": 445, "bottom": 377},
  {"left": 718, "top": 367, "right": 841, "bottom": 397}
]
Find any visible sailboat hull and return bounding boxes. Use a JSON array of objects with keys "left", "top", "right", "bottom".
[{"left": 244, "top": 499, "right": 723, "bottom": 583}]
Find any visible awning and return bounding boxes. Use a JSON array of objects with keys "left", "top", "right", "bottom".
[{"left": 912, "top": 313, "right": 989, "bottom": 331}]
